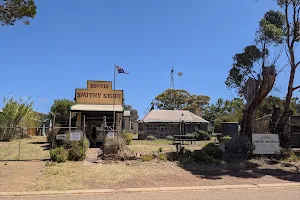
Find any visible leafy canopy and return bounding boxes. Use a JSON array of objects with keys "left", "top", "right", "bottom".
[
  {"left": 124, "top": 104, "right": 139, "bottom": 122},
  {"left": 50, "top": 99, "right": 75, "bottom": 126},
  {"left": 153, "top": 89, "right": 210, "bottom": 114},
  {"left": 0, "top": 0, "right": 37, "bottom": 26},
  {"left": 225, "top": 10, "right": 285, "bottom": 97}
]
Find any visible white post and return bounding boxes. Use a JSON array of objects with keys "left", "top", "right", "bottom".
[{"left": 69, "top": 111, "right": 72, "bottom": 133}]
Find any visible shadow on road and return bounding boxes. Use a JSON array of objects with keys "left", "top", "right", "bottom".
[{"left": 179, "top": 159, "right": 300, "bottom": 183}]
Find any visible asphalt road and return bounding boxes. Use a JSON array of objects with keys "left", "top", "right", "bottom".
[{"left": 1, "top": 187, "right": 300, "bottom": 200}]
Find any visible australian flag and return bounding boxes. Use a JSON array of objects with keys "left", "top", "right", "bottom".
[{"left": 116, "top": 66, "right": 129, "bottom": 74}]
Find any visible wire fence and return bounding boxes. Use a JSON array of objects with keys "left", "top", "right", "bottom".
[
  {"left": 0, "top": 126, "right": 51, "bottom": 161},
  {"left": 0, "top": 125, "right": 85, "bottom": 161}
]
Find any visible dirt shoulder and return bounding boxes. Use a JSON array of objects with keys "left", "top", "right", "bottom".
[{"left": 0, "top": 161, "right": 45, "bottom": 192}]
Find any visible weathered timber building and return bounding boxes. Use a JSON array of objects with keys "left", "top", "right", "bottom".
[{"left": 138, "top": 110, "right": 209, "bottom": 139}]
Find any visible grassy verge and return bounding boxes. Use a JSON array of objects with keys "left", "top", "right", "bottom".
[
  {"left": 128, "top": 139, "right": 214, "bottom": 154},
  {"left": 0, "top": 136, "right": 50, "bottom": 160},
  {"left": 29, "top": 161, "right": 181, "bottom": 191}
]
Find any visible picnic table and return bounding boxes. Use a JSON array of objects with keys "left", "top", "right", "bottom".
[
  {"left": 173, "top": 135, "right": 196, "bottom": 145},
  {"left": 172, "top": 135, "right": 196, "bottom": 154}
]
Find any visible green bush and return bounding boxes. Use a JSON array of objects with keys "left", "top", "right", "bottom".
[
  {"left": 146, "top": 135, "right": 156, "bottom": 140},
  {"left": 192, "top": 150, "right": 221, "bottom": 164},
  {"left": 68, "top": 142, "right": 86, "bottom": 161},
  {"left": 158, "top": 147, "right": 163, "bottom": 153},
  {"left": 50, "top": 147, "right": 68, "bottom": 163},
  {"left": 225, "top": 136, "right": 254, "bottom": 154},
  {"left": 196, "top": 130, "right": 211, "bottom": 141},
  {"left": 202, "top": 143, "right": 223, "bottom": 159},
  {"left": 166, "top": 135, "right": 174, "bottom": 140},
  {"left": 141, "top": 154, "right": 154, "bottom": 162},
  {"left": 122, "top": 133, "right": 133, "bottom": 145},
  {"left": 166, "top": 152, "right": 178, "bottom": 161},
  {"left": 158, "top": 154, "right": 167, "bottom": 161},
  {"left": 280, "top": 148, "right": 300, "bottom": 162}
]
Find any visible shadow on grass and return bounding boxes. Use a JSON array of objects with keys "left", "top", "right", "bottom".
[
  {"left": 30, "top": 141, "right": 49, "bottom": 145},
  {"left": 178, "top": 157, "right": 300, "bottom": 183},
  {"left": 0, "top": 158, "right": 50, "bottom": 162}
]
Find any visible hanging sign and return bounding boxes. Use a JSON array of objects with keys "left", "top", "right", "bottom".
[
  {"left": 70, "top": 130, "right": 83, "bottom": 141},
  {"left": 56, "top": 134, "right": 66, "bottom": 140},
  {"left": 107, "top": 132, "right": 115, "bottom": 139}
]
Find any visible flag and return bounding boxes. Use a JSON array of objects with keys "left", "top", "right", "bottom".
[
  {"left": 116, "top": 66, "right": 129, "bottom": 74},
  {"left": 178, "top": 72, "right": 183, "bottom": 76}
]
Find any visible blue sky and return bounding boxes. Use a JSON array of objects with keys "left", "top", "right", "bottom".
[{"left": 0, "top": 0, "right": 299, "bottom": 117}]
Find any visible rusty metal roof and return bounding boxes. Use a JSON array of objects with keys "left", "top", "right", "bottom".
[{"left": 140, "top": 110, "right": 209, "bottom": 123}]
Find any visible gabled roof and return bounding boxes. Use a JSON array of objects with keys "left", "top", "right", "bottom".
[{"left": 140, "top": 110, "right": 209, "bottom": 123}]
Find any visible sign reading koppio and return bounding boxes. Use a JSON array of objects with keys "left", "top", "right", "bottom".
[{"left": 75, "top": 80, "right": 123, "bottom": 105}]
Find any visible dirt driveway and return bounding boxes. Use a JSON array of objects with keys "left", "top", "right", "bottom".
[{"left": 0, "top": 161, "right": 44, "bottom": 192}]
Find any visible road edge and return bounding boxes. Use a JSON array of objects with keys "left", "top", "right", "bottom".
[{"left": 1, "top": 183, "right": 300, "bottom": 197}]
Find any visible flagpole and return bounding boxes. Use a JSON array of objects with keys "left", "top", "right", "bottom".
[{"left": 113, "top": 63, "right": 116, "bottom": 130}]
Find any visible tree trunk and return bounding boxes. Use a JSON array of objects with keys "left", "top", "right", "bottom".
[
  {"left": 241, "top": 67, "right": 276, "bottom": 137},
  {"left": 276, "top": 43, "right": 297, "bottom": 147},
  {"left": 275, "top": 1, "right": 300, "bottom": 147},
  {"left": 275, "top": 64, "right": 296, "bottom": 147}
]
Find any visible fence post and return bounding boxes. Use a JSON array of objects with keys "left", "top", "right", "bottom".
[
  {"left": 82, "top": 115, "right": 86, "bottom": 164},
  {"left": 18, "top": 127, "right": 22, "bottom": 161}
]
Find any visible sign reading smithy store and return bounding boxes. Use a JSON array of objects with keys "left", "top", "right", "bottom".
[{"left": 75, "top": 81, "right": 123, "bottom": 105}]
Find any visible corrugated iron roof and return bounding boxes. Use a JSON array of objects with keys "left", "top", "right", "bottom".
[
  {"left": 140, "top": 110, "right": 209, "bottom": 123},
  {"left": 71, "top": 104, "right": 123, "bottom": 112}
]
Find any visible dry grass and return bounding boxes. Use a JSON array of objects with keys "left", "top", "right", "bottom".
[
  {"left": 128, "top": 139, "right": 213, "bottom": 154},
  {"left": 29, "top": 161, "right": 182, "bottom": 191},
  {"left": 0, "top": 136, "right": 49, "bottom": 160}
]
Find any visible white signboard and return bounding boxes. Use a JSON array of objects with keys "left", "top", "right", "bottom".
[
  {"left": 70, "top": 130, "right": 83, "bottom": 141},
  {"left": 56, "top": 134, "right": 66, "bottom": 140},
  {"left": 252, "top": 134, "right": 280, "bottom": 154},
  {"left": 107, "top": 132, "right": 115, "bottom": 139}
]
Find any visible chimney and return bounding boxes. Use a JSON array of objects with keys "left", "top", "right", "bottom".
[{"left": 197, "top": 107, "right": 203, "bottom": 117}]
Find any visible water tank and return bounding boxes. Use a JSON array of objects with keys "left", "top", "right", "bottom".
[{"left": 221, "top": 122, "right": 239, "bottom": 138}]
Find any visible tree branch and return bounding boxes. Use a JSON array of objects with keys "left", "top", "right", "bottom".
[
  {"left": 285, "top": 2, "right": 291, "bottom": 48},
  {"left": 293, "top": 85, "right": 300, "bottom": 91}
]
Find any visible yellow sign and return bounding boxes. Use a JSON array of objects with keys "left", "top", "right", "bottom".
[{"left": 75, "top": 81, "right": 123, "bottom": 105}]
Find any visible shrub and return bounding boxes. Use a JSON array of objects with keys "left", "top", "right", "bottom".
[
  {"left": 158, "top": 154, "right": 167, "bottom": 161},
  {"left": 280, "top": 148, "right": 300, "bottom": 162},
  {"left": 225, "top": 136, "right": 254, "bottom": 154},
  {"left": 166, "top": 135, "right": 174, "bottom": 140},
  {"left": 47, "top": 129, "right": 59, "bottom": 148},
  {"left": 196, "top": 130, "right": 211, "bottom": 141},
  {"left": 166, "top": 152, "right": 178, "bottom": 161},
  {"left": 122, "top": 133, "right": 133, "bottom": 145},
  {"left": 68, "top": 142, "right": 86, "bottom": 161},
  {"left": 192, "top": 150, "right": 221, "bottom": 164},
  {"left": 141, "top": 154, "right": 154, "bottom": 162},
  {"left": 202, "top": 143, "right": 223, "bottom": 159},
  {"left": 146, "top": 135, "right": 156, "bottom": 140},
  {"left": 158, "top": 147, "right": 163, "bottom": 153},
  {"left": 50, "top": 147, "right": 68, "bottom": 163}
]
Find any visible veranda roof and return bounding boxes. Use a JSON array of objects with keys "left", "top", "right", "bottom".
[{"left": 71, "top": 104, "right": 123, "bottom": 112}]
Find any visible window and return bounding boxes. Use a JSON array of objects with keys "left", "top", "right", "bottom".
[{"left": 159, "top": 125, "right": 165, "bottom": 131}]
